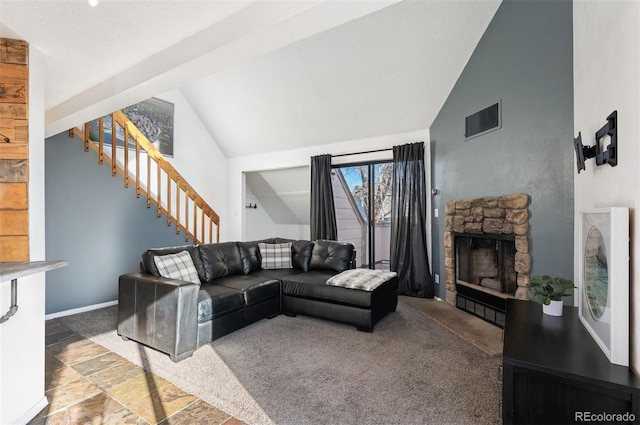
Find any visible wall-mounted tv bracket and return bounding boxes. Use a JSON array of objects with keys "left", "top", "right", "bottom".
[
  {"left": 573, "top": 110, "right": 618, "bottom": 174},
  {"left": 574, "top": 132, "right": 596, "bottom": 174},
  {"left": 595, "top": 110, "right": 617, "bottom": 167}
]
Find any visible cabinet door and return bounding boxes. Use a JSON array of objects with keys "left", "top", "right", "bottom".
[{"left": 510, "top": 367, "right": 634, "bottom": 424}]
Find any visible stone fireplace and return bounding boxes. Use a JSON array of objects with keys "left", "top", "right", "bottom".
[{"left": 444, "top": 194, "right": 531, "bottom": 327}]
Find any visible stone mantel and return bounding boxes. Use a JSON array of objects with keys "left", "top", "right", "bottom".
[{"left": 444, "top": 193, "right": 531, "bottom": 305}]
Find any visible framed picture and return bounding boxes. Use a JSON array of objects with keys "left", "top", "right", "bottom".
[
  {"left": 122, "top": 97, "right": 174, "bottom": 157},
  {"left": 90, "top": 97, "right": 175, "bottom": 157},
  {"left": 578, "top": 207, "right": 629, "bottom": 366}
]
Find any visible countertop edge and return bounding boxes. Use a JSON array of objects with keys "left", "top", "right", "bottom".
[{"left": 0, "top": 261, "right": 69, "bottom": 282}]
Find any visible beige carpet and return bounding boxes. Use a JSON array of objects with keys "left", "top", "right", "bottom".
[
  {"left": 61, "top": 297, "right": 502, "bottom": 425},
  {"left": 403, "top": 296, "right": 503, "bottom": 356}
]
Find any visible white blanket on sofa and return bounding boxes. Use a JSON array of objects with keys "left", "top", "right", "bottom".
[{"left": 326, "top": 268, "right": 397, "bottom": 291}]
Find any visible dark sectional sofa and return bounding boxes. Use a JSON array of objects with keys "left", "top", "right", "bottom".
[{"left": 117, "top": 238, "right": 398, "bottom": 361}]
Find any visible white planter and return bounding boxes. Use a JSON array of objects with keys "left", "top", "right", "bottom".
[{"left": 543, "top": 300, "right": 564, "bottom": 316}]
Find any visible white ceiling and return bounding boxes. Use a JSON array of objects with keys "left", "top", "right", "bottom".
[
  {"left": 0, "top": 0, "right": 252, "bottom": 109},
  {"left": 183, "top": 0, "right": 501, "bottom": 157},
  {"left": 0, "top": 0, "right": 501, "bottom": 158}
]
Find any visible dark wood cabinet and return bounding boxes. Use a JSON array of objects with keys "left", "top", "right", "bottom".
[{"left": 502, "top": 299, "right": 640, "bottom": 424}]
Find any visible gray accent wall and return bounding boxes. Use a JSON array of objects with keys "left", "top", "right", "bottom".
[
  {"left": 45, "top": 132, "right": 187, "bottom": 314},
  {"left": 430, "top": 0, "right": 574, "bottom": 300}
]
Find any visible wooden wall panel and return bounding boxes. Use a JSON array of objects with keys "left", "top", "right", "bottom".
[
  {"left": 0, "top": 38, "right": 28, "bottom": 262},
  {"left": 0, "top": 210, "right": 27, "bottom": 235},
  {"left": 0, "top": 39, "right": 28, "bottom": 64},
  {"left": 0, "top": 103, "right": 27, "bottom": 119},
  {"left": 0, "top": 144, "right": 27, "bottom": 160},
  {"left": 0, "top": 236, "right": 29, "bottom": 262},
  {"left": 0, "top": 120, "right": 27, "bottom": 145},
  {"left": 0, "top": 159, "right": 28, "bottom": 182},
  {"left": 0, "top": 63, "right": 28, "bottom": 79},
  {"left": 0, "top": 78, "right": 27, "bottom": 103},
  {"left": 13, "top": 119, "right": 28, "bottom": 143},
  {"left": 0, "top": 183, "right": 27, "bottom": 209}
]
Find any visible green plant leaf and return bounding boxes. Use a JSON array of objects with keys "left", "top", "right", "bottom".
[
  {"left": 528, "top": 275, "right": 574, "bottom": 304},
  {"left": 532, "top": 293, "right": 550, "bottom": 305}
]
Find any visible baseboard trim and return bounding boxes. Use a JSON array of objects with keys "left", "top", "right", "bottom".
[
  {"left": 45, "top": 300, "right": 118, "bottom": 320},
  {"left": 16, "top": 396, "right": 48, "bottom": 425}
]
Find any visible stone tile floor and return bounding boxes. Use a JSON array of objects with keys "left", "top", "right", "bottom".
[{"left": 28, "top": 319, "right": 245, "bottom": 425}]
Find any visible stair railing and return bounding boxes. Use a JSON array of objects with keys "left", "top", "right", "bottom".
[{"left": 69, "top": 110, "right": 219, "bottom": 245}]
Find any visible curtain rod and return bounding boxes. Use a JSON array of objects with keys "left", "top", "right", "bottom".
[{"left": 331, "top": 147, "right": 392, "bottom": 158}]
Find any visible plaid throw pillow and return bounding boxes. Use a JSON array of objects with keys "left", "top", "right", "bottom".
[
  {"left": 153, "top": 251, "right": 201, "bottom": 284},
  {"left": 258, "top": 242, "right": 293, "bottom": 270}
]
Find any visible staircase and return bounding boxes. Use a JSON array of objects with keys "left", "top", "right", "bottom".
[{"left": 69, "top": 110, "right": 219, "bottom": 245}]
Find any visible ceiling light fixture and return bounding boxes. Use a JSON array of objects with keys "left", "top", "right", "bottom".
[{"left": 88, "top": 0, "right": 99, "bottom": 7}]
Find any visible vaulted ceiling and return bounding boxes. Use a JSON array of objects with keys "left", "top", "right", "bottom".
[
  {"left": 182, "top": 0, "right": 501, "bottom": 157},
  {"left": 0, "top": 0, "right": 501, "bottom": 158}
]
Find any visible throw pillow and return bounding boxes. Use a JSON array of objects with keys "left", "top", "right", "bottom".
[
  {"left": 237, "top": 242, "right": 262, "bottom": 274},
  {"left": 291, "top": 240, "right": 314, "bottom": 271},
  {"left": 153, "top": 250, "right": 201, "bottom": 284},
  {"left": 197, "top": 242, "right": 243, "bottom": 282},
  {"left": 258, "top": 242, "right": 293, "bottom": 270}
]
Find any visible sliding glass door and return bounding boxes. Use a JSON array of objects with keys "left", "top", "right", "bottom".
[{"left": 331, "top": 162, "right": 392, "bottom": 270}]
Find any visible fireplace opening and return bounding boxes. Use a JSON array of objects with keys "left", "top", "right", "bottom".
[
  {"left": 455, "top": 234, "right": 517, "bottom": 294},
  {"left": 454, "top": 233, "right": 518, "bottom": 328}
]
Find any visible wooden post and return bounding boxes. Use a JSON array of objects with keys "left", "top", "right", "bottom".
[
  {"left": 135, "top": 134, "right": 140, "bottom": 198},
  {"left": 98, "top": 116, "right": 104, "bottom": 164}
]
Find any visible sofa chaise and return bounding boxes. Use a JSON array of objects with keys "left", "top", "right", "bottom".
[{"left": 117, "top": 238, "right": 398, "bottom": 361}]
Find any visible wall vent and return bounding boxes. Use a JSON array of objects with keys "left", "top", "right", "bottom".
[{"left": 465, "top": 101, "right": 501, "bottom": 140}]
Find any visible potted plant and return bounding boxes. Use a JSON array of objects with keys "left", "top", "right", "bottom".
[{"left": 526, "top": 275, "right": 575, "bottom": 316}]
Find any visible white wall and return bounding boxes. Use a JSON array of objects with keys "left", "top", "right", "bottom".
[
  {"left": 244, "top": 177, "right": 312, "bottom": 239},
  {"left": 0, "top": 46, "right": 48, "bottom": 425},
  {"left": 228, "top": 128, "right": 431, "bottom": 249},
  {"left": 156, "top": 89, "right": 229, "bottom": 241},
  {"left": 273, "top": 224, "right": 309, "bottom": 240},
  {"left": 573, "top": 1, "right": 640, "bottom": 372},
  {"left": 244, "top": 185, "right": 277, "bottom": 239}
]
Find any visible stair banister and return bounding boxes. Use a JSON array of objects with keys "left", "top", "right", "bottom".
[{"left": 69, "top": 110, "right": 220, "bottom": 245}]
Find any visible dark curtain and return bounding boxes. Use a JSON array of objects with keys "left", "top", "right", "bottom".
[
  {"left": 310, "top": 154, "right": 337, "bottom": 240},
  {"left": 390, "top": 142, "right": 434, "bottom": 298}
]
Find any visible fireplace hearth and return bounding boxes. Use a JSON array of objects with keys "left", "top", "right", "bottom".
[{"left": 444, "top": 194, "right": 531, "bottom": 327}]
